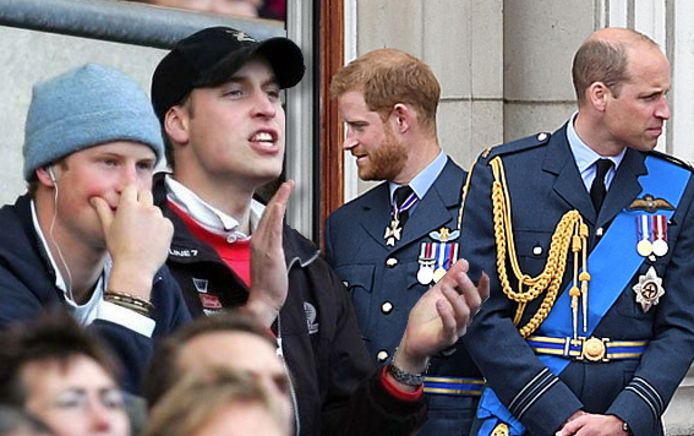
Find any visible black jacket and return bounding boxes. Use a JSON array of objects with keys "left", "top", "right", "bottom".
[
  {"left": 0, "top": 194, "right": 191, "bottom": 393},
  {"left": 153, "top": 175, "right": 426, "bottom": 436}
]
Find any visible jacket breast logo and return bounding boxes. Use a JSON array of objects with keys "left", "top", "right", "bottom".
[{"left": 303, "top": 302, "right": 319, "bottom": 334}]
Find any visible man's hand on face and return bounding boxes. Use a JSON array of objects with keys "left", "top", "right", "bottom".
[
  {"left": 393, "top": 260, "right": 489, "bottom": 377},
  {"left": 246, "top": 180, "right": 294, "bottom": 328},
  {"left": 92, "top": 184, "right": 173, "bottom": 301}
]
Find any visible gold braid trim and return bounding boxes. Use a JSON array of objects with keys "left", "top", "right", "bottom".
[
  {"left": 490, "top": 156, "right": 587, "bottom": 338},
  {"left": 457, "top": 151, "right": 482, "bottom": 231}
]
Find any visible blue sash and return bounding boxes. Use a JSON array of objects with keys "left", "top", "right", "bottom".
[{"left": 476, "top": 156, "right": 690, "bottom": 435}]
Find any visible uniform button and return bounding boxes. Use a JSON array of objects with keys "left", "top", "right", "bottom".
[
  {"left": 381, "top": 301, "right": 394, "bottom": 314},
  {"left": 342, "top": 280, "right": 349, "bottom": 288},
  {"left": 532, "top": 245, "right": 543, "bottom": 256},
  {"left": 596, "top": 227, "right": 604, "bottom": 237},
  {"left": 376, "top": 350, "right": 389, "bottom": 362},
  {"left": 537, "top": 132, "right": 548, "bottom": 141},
  {"left": 386, "top": 257, "right": 398, "bottom": 267}
]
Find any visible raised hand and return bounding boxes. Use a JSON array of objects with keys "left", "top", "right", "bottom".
[
  {"left": 246, "top": 180, "right": 295, "bottom": 327},
  {"left": 92, "top": 184, "right": 173, "bottom": 300},
  {"left": 394, "top": 259, "right": 489, "bottom": 375}
]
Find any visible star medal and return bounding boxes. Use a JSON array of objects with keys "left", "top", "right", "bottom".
[
  {"left": 632, "top": 266, "right": 665, "bottom": 312},
  {"left": 652, "top": 215, "right": 668, "bottom": 257},
  {"left": 417, "top": 242, "right": 435, "bottom": 285},
  {"left": 384, "top": 217, "right": 402, "bottom": 247},
  {"left": 383, "top": 189, "right": 417, "bottom": 246},
  {"left": 635, "top": 215, "right": 653, "bottom": 257}
]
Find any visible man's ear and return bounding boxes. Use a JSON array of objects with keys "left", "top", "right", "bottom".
[
  {"left": 587, "top": 82, "right": 611, "bottom": 112},
  {"left": 35, "top": 166, "right": 56, "bottom": 188},
  {"left": 164, "top": 105, "right": 191, "bottom": 145},
  {"left": 391, "top": 103, "right": 413, "bottom": 134}
]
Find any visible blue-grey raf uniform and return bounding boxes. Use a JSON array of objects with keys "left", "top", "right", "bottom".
[
  {"left": 325, "top": 157, "right": 484, "bottom": 436},
  {"left": 460, "top": 123, "right": 694, "bottom": 436}
]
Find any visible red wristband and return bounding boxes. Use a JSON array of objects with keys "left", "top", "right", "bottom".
[{"left": 380, "top": 366, "right": 424, "bottom": 401}]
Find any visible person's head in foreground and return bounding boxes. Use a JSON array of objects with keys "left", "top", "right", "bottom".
[
  {"left": 0, "top": 313, "right": 129, "bottom": 436},
  {"left": 144, "top": 367, "right": 289, "bottom": 436},
  {"left": 143, "top": 311, "right": 293, "bottom": 426}
]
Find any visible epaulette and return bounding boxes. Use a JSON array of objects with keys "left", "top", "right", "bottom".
[
  {"left": 647, "top": 149, "right": 694, "bottom": 173},
  {"left": 482, "top": 131, "right": 552, "bottom": 162}
]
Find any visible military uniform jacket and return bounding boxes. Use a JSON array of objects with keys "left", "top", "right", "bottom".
[
  {"left": 460, "top": 124, "right": 694, "bottom": 436},
  {"left": 152, "top": 177, "right": 426, "bottom": 436},
  {"left": 325, "top": 158, "right": 483, "bottom": 435}
]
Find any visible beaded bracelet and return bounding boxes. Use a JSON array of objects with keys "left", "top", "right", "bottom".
[
  {"left": 104, "top": 291, "right": 154, "bottom": 318},
  {"left": 388, "top": 347, "right": 430, "bottom": 387}
]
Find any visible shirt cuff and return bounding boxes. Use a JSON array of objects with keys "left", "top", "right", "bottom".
[
  {"left": 380, "top": 366, "right": 424, "bottom": 402},
  {"left": 97, "top": 301, "right": 156, "bottom": 337}
]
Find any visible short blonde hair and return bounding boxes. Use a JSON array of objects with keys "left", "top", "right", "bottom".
[{"left": 144, "top": 367, "right": 288, "bottom": 436}]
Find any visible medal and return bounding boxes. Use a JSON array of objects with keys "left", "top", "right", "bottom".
[
  {"left": 636, "top": 239, "right": 653, "bottom": 257},
  {"left": 652, "top": 239, "right": 668, "bottom": 257},
  {"left": 384, "top": 217, "right": 402, "bottom": 247},
  {"left": 652, "top": 215, "right": 668, "bottom": 257},
  {"left": 635, "top": 215, "right": 653, "bottom": 257},
  {"left": 417, "top": 242, "right": 435, "bottom": 285},
  {"left": 417, "top": 265, "right": 435, "bottom": 285},
  {"left": 428, "top": 228, "right": 460, "bottom": 283},
  {"left": 632, "top": 266, "right": 665, "bottom": 312},
  {"left": 384, "top": 188, "right": 418, "bottom": 246},
  {"left": 433, "top": 267, "right": 447, "bottom": 283}
]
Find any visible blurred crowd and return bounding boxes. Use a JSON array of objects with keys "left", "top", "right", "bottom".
[{"left": 130, "top": 0, "right": 285, "bottom": 20}]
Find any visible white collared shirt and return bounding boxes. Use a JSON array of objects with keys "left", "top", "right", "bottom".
[
  {"left": 165, "top": 175, "right": 265, "bottom": 241},
  {"left": 31, "top": 201, "right": 155, "bottom": 337}
]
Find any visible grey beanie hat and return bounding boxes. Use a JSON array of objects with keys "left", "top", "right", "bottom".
[{"left": 23, "top": 63, "right": 164, "bottom": 181}]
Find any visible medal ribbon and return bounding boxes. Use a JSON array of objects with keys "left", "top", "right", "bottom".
[
  {"left": 636, "top": 215, "right": 652, "bottom": 243},
  {"left": 436, "top": 242, "right": 446, "bottom": 270},
  {"left": 391, "top": 191, "right": 418, "bottom": 219},
  {"left": 654, "top": 215, "right": 667, "bottom": 243},
  {"left": 476, "top": 156, "right": 691, "bottom": 435}
]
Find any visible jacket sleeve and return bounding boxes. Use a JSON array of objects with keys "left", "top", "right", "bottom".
[
  {"left": 0, "top": 263, "right": 191, "bottom": 395},
  {"left": 460, "top": 155, "right": 583, "bottom": 435},
  {"left": 607, "top": 177, "right": 694, "bottom": 436},
  {"left": 0, "top": 265, "right": 55, "bottom": 326},
  {"left": 319, "top": 263, "right": 427, "bottom": 436}
]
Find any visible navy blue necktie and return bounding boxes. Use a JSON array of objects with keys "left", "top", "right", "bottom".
[
  {"left": 590, "top": 159, "right": 613, "bottom": 212},
  {"left": 393, "top": 186, "right": 414, "bottom": 227}
]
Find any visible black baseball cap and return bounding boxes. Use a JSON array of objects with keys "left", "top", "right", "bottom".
[{"left": 151, "top": 26, "right": 305, "bottom": 120}]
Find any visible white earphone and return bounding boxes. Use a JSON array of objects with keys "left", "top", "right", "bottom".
[{"left": 47, "top": 166, "right": 57, "bottom": 184}]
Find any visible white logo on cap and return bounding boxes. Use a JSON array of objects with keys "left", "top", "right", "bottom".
[{"left": 225, "top": 29, "right": 256, "bottom": 43}]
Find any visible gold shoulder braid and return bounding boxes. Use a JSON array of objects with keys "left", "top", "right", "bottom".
[
  {"left": 456, "top": 159, "right": 477, "bottom": 230},
  {"left": 489, "top": 156, "right": 590, "bottom": 339}
]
